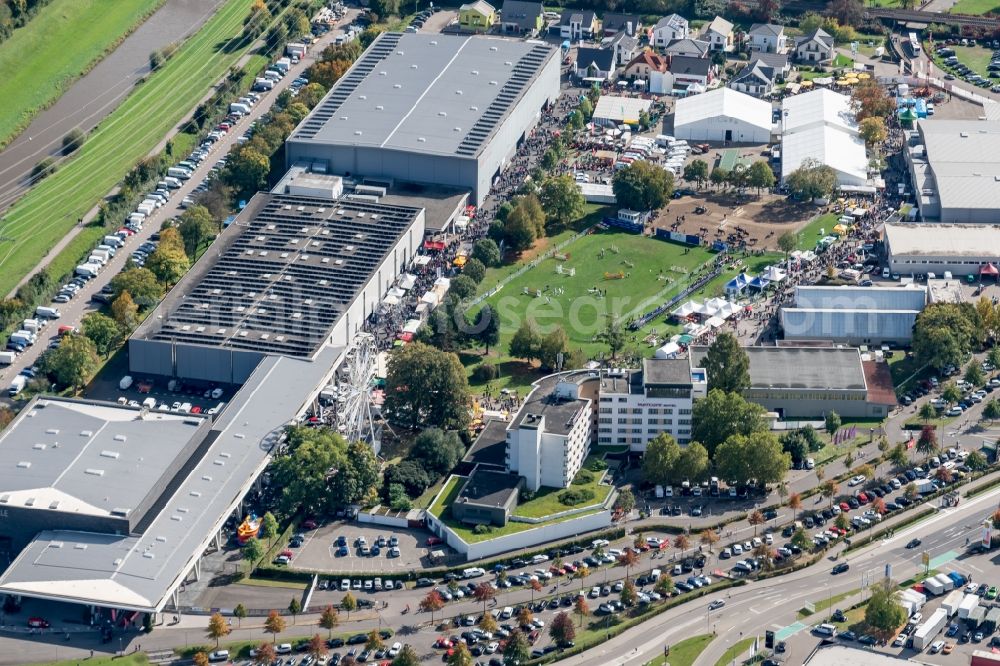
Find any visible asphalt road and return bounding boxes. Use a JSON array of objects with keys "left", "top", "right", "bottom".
[{"left": 0, "top": 13, "right": 358, "bottom": 400}]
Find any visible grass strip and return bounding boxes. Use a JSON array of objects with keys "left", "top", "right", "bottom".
[
  {"left": 0, "top": 0, "right": 166, "bottom": 148},
  {"left": 0, "top": 0, "right": 255, "bottom": 298}
]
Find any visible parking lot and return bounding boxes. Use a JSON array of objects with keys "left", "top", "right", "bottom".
[{"left": 287, "top": 521, "right": 438, "bottom": 574}]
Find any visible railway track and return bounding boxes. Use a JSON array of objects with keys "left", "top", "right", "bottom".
[{"left": 866, "top": 7, "right": 1000, "bottom": 29}]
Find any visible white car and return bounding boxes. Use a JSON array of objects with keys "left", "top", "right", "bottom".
[
  {"left": 848, "top": 475, "right": 866, "bottom": 487},
  {"left": 929, "top": 640, "right": 945, "bottom": 653}
]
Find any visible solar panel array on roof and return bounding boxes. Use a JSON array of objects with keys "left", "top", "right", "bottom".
[
  {"left": 148, "top": 194, "right": 420, "bottom": 357},
  {"left": 455, "top": 43, "right": 550, "bottom": 156}
]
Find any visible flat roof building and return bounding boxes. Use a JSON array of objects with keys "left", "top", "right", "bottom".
[
  {"left": 780, "top": 284, "right": 927, "bottom": 345},
  {"left": 885, "top": 222, "right": 1000, "bottom": 276},
  {"left": 129, "top": 192, "right": 425, "bottom": 384},
  {"left": 285, "top": 32, "right": 560, "bottom": 205},
  {"left": 597, "top": 358, "right": 707, "bottom": 452},
  {"left": 690, "top": 345, "right": 896, "bottom": 418},
  {"left": 507, "top": 372, "right": 597, "bottom": 492},
  {"left": 0, "top": 348, "right": 338, "bottom": 612},
  {"left": 906, "top": 119, "right": 1000, "bottom": 223}
]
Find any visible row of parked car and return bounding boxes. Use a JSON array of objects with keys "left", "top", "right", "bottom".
[{"left": 936, "top": 44, "right": 1000, "bottom": 90}]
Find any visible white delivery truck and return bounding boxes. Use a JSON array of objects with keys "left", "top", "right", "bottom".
[
  {"left": 96, "top": 244, "right": 116, "bottom": 257},
  {"left": 128, "top": 213, "right": 146, "bottom": 225},
  {"left": 924, "top": 577, "right": 945, "bottom": 596},
  {"left": 933, "top": 573, "right": 955, "bottom": 592},
  {"left": 275, "top": 57, "right": 291, "bottom": 72},
  {"left": 103, "top": 235, "right": 125, "bottom": 249},
  {"left": 254, "top": 77, "right": 275, "bottom": 91},
  {"left": 90, "top": 249, "right": 110, "bottom": 263},
  {"left": 21, "top": 319, "right": 41, "bottom": 333},
  {"left": 8, "top": 375, "right": 26, "bottom": 397},
  {"left": 912, "top": 609, "right": 949, "bottom": 650},
  {"left": 958, "top": 593, "right": 980, "bottom": 619},
  {"left": 229, "top": 102, "right": 251, "bottom": 115},
  {"left": 286, "top": 42, "right": 306, "bottom": 58},
  {"left": 0, "top": 351, "right": 15, "bottom": 365},
  {"left": 136, "top": 203, "right": 155, "bottom": 216},
  {"left": 941, "top": 590, "right": 964, "bottom": 617}
]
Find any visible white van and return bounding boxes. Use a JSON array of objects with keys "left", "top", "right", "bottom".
[
  {"left": 36, "top": 306, "right": 60, "bottom": 319},
  {"left": 167, "top": 167, "right": 192, "bottom": 180},
  {"left": 813, "top": 623, "right": 836, "bottom": 636},
  {"left": 103, "top": 235, "right": 125, "bottom": 249},
  {"left": 208, "top": 650, "right": 229, "bottom": 663}
]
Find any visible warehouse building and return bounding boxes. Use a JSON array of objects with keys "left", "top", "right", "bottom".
[
  {"left": 690, "top": 345, "right": 896, "bottom": 418},
  {"left": 780, "top": 284, "right": 927, "bottom": 345},
  {"left": 906, "top": 119, "right": 1000, "bottom": 223},
  {"left": 885, "top": 222, "right": 1000, "bottom": 276},
  {"left": 129, "top": 192, "right": 425, "bottom": 385},
  {"left": 284, "top": 32, "right": 560, "bottom": 205},
  {"left": 673, "top": 87, "right": 772, "bottom": 143},
  {"left": 781, "top": 88, "right": 868, "bottom": 188},
  {"left": 0, "top": 350, "right": 337, "bottom": 613}
]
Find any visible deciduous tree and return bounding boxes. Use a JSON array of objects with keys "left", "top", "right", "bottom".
[
  {"left": 612, "top": 160, "right": 673, "bottom": 211},
  {"left": 207, "top": 612, "right": 230, "bottom": 646},
  {"left": 384, "top": 342, "right": 470, "bottom": 429},
  {"left": 549, "top": 611, "right": 576, "bottom": 646},
  {"left": 81, "top": 312, "right": 123, "bottom": 357},
  {"left": 40, "top": 334, "right": 99, "bottom": 390},
  {"left": 264, "top": 610, "right": 285, "bottom": 643}
]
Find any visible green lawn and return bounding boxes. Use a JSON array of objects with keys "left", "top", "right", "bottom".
[
  {"left": 429, "top": 474, "right": 604, "bottom": 543},
  {"left": 951, "top": 0, "right": 1000, "bottom": 14},
  {"left": 484, "top": 229, "right": 716, "bottom": 354},
  {"left": 512, "top": 457, "right": 611, "bottom": 518},
  {"left": 714, "top": 636, "right": 757, "bottom": 666},
  {"left": 0, "top": 0, "right": 165, "bottom": 149},
  {"left": 645, "top": 634, "right": 714, "bottom": 666},
  {"left": 237, "top": 575, "right": 308, "bottom": 590},
  {"left": 35, "top": 658, "right": 149, "bottom": 666},
  {"left": 950, "top": 44, "right": 994, "bottom": 78},
  {"left": 833, "top": 53, "right": 854, "bottom": 68},
  {"left": 799, "top": 589, "right": 860, "bottom": 617},
  {"left": 0, "top": 0, "right": 258, "bottom": 298},
  {"left": 474, "top": 204, "right": 610, "bottom": 298},
  {"left": 795, "top": 213, "right": 839, "bottom": 251}
]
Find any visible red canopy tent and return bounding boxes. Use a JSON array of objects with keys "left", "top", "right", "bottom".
[
  {"left": 423, "top": 240, "right": 445, "bottom": 251},
  {"left": 981, "top": 263, "right": 1000, "bottom": 278}
]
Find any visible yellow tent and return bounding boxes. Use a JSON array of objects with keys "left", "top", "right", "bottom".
[
  {"left": 801, "top": 80, "right": 814, "bottom": 87},
  {"left": 857, "top": 72, "right": 871, "bottom": 80},
  {"left": 833, "top": 224, "right": 849, "bottom": 235},
  {"left": 454, "top": 255, "right": 467, "bottom": 267}
]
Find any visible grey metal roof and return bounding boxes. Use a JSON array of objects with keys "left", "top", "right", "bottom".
[
  {"left": 793, "top": 285, "right": 927, "bottom": 311},
  {"left": 670, "top": 55, "right": 711, "bottom": 77},
  {"left": 576, "top": 46, "right": 615, "bottom": 72},
  {"left": 0, "top": 398, "right": 205, "bottom": 519},
  {"left": 290, "top": 32, "right": 556, "bottom": 159},
  {"left": 136, "top": 193, "right": 421, "bottom": 357},
  {"left": 691, "top": 346, "right": 867, "bottom": 390},
  {"left": 602, "top": 13, "right": 641, "bottom": 32},
  {"left": 0, "top": 349, "right": 339, "bottom": 612},
  {"left": 917, "top": 119, "right": 1000, "bottom": 213}
]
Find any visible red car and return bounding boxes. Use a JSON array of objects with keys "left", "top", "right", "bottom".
[
  {"left": 27, "top": 617, "right": 50, "bottom": 629},
  {"left": 857, "top": 493, "right": 870, "bottom": 503},
  {"left": 839, "top": 502, "right": 850, "bottom": 512},
  {"left": 434, "top": 637, "right": 453, "bottom": 649},
  {"left": 279, "top": 549, "right": 293, "bottom": 559},
  {"left": 562, "top": 563, "right": 577, "bottom": 573},
  {"left": 427, "top": 536, "right": 443, "bottom": 546},
  {"left": 302, "top": 519, "right": 318, "bottom": 530}
]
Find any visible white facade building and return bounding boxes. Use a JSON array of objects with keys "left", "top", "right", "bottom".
[
  {"left": 885, "top": 222, "right": 1000, "bottom": 275},
  {"left": 781, "top": 88, "right": 868, "bottom": 188},
  {"left": 596, "top": 359, "right": 707, "bottom": 452},
  {"left": 506, "top": 374, "right": 595, "bottom": 491}
]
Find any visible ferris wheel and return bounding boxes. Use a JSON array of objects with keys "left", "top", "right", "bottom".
[{"left": 335, "top": 333, "right": 380, "bottom": 452}]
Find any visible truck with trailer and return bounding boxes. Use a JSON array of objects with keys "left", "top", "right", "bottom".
[{"left": 912, "top": 608, "right": 949, "bottom": 650}]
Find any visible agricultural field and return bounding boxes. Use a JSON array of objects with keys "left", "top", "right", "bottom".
[
  {"left": 0, "top": 0, "right": 165, "bottom": 148},
  {"left": 0, "top": 0, "right": 258, "bottom": 298}
]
